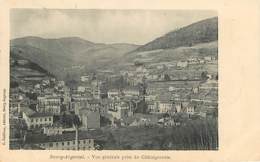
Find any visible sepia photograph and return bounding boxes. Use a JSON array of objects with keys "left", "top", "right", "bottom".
[{"left": 9, "top": 9, "right": 218, "bottom": 150}]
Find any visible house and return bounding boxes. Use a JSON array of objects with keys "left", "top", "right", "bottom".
[
  {"left": 122, "top": 88, "right": 139, "bottom": 97},
  {"left": 50, "top": 78, "right": 56, "bottom": 82},
  {"left": 80, "top": 75, "right": 90, "bottom": 82},
  {"left": 108, "top": 102, "right": 130, "bottom": 120},
  {"left": 73, "top": 101, "right": 100, "bottom": 115},
  {"left": 156, "top": 65, "right": 165, "bottom": 69},
  {"left": 146, "top": 73, "right": 159, "bottom": 81},
  {"left": 175, "top": 102, "right": 182, "bottom": 113},
  {"left": 78, "top": 109, "right": 100, "bottom": 129},
  {"left": 204, "top": 56, "right": 212, "bottom": 61},
  {"left": 144, "top": 94, "right": 156, "bottom": 101},
  {"left": 157, "top": 95, "right": 173, "bottom": 113},
  {"left": 43, "top": 126, "right": 63, "bottom": 136},
  {"left": 199, "top": 59, "right": 205, "bottom": 64},
  {"left": 164, "top": 119, "right": 175, "bottom": 126},
  {"left": 107, "top": 89, "right": 120, "bottom": 99},
  {"left": 177, "top": 61, "right": 188, "bottom": 68},
  {"left": 37, "top": 96, "right": 61, "bottom": 115},
  {"left": 129, "top": 118, "right": 151, "bottom": 126},
  {"left": 147, "top": 101, "right": 158, "bottom": 113},
  {"left": 136, "top": 65, "right": 148, "bottom": 73},
  {"left": 158, "top": 117, "right": 175, "bottom": 126},
  {"left": 71, "top": 94, "right": 91, "bottom": 113},
  {"left": 9, "top": 98, "right": 24, "bottom": 114},
  {"left": 185, "top": 103, "right": 196, "bottom": 115},
  {"left": 42, "top": 79, "right": 50, "bottom": 86},
  {"left": 34, "top": 84, "right": 41, "bottom": 89},
  {"left": 87, "top": 99, "right": 101, "bottom": 109},
  {"left": 92, "top": 86, "right": 101, "bottom": 99},
  {"left": 175, "top": 101, "right": 196, "bottom": 116},
  {"left": 158, "top": 100, "right": 172, "bottom": 113},
  {"left": 77, "top": 86, "right": 86, "bottom": 93},
  {"left": 192, "top": 86, "right": 199, "bottom": 94},
  {"left": 22, "top": 108, "right": 53, "bottom": 129},
  {"left": 57, "top": 81, "right": 65, "bottom": 87},
  {"left": 188, "top": 58, "right": 199, "bottom": 65},
  {"left": 175, "top": 101, "right": 189, "bottom": 113},
  {"left": 17, "top": 59, "right": 29, "bottom": 65}
]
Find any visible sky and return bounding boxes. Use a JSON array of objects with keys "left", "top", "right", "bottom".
[{"left": 10, "top": 9, "right": 217, "bottom": 45}]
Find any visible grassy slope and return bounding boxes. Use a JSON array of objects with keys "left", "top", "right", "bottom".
[
  {"left": 102, "top": 118, "right": 218, "bottom": 150},
  {"left": 132, "top": 17, "right": 217, "bottom": 53},
  {"left": 10, "top": 37, "right": 139, "bottom": 79}
]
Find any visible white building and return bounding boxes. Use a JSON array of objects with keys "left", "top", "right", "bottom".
[
  {"left": 177, "top": 61, "right": 188, "bottom": 68},
  {"left": 22, "top": 108, "right": 53, "bottom": 129},
  {"left": 80, "top": 75, "right": 90, "bottom": 82},
  {"left": 37, "top": 96, "right": 61, "bottom": 115},
  {"left": 25, "top": 130, "right": 95, "bottom": 150},
  {"left": 158, "top": 101, "right": 173, "bottom": 113},
  {"left": 57, "top": 81, "right": 65, "bottom": 87},
  {"left": 108, "top": 102, "right": 130, "bottom": 120},
  {"left": 123, "top": 88, "right": 139, "bottom": 97},
  {"left": 77, "top": 86, "right": 86, "bottom": 93},
  {"left": 204, "top": 56, "right": 212, "bottom": 61},
  {"left": 43, "top": 126, "right": 63, "bottom": 136},
  {"left": 107, "top": 89, "right": 120, "bottom": 99}
]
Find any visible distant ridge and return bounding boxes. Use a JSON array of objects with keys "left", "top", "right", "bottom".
[
  {"left": 131, "top": 17, "right": 218, "bottom": 53},
  {"left": 10, "top": 36, "right": 140, "bottom": 79}
]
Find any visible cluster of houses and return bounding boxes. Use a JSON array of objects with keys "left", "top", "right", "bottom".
[
  {"left": 177, "top": 56, "right": 217, "bottom": 68},
  {"left": 9, "top": 54, "right": 218, "bottom": 150}
]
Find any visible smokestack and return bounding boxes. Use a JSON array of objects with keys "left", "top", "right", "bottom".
[
  {"left": 75, "top": 125, "right": 79, "bottom": 150},
  {"left": 22, "top": 131, "right": 27, "bottom": 149},
  {"left": 18, "top": 102, "right": 21, "bottom": 114}
]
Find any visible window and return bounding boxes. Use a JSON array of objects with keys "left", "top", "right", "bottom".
[
  {"left": 67, "top": 142, "right": 70, "bottom": 145},
  {"left": 62, "top": 142, "right": 64, "bottom": 146},
  {"left": 36, "top": 119, "right": 38, "bottom": 122},
  {"left": 49, "top": 143, "right": 53, "bottom": 147},
  {"left": 45, "top": 118, "right": 47, "bottom": 121},
  {"left": 49, "top": 118, "right": 51, "bottom": 121},
  {"left": 40, "top": 118, "right": 42, "bottom": 122},
  {"left": 56, "top": 142, "right": 58, "bottom": 146},
  {"left": 73, "top": 141, "right": 75, "bottom": 144},
  {"left": 31, "top": 119, "right": 33, "bottom": 122}
]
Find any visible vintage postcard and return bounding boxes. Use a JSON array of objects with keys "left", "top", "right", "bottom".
[{"left": 0, "top": 0, "right": 260, "bottom": 162}]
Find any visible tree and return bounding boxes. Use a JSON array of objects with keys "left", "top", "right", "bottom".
[
  {"left": 105, "top": 132, "right": 117, "bottom": 149},
  {"left": 134, "top": 100, "right": 148, "bottom": 114},
  {"left": 163, "top": 113, "right": 170, "bottom": 118},
  {"left": 10, "top": 81, "right": 19, "bottom": 88},
  {"left": 164, "top": 74, "right": 171, "bottom": 81},
  {"left": 201, "top": 71, "right": 209, "bottom": 81}
]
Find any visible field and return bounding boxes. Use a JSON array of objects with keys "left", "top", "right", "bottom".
[{"left": 98, "top": 118, "right": 218, "bottom": 150}]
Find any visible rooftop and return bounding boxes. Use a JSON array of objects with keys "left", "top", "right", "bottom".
[
  {"left": 29, "top": 112, "right": 53, "bottom": 118},
  {"left": 25, "top": 130, "right": 105, "bottom": 144}
]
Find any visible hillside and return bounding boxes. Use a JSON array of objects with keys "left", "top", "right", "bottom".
[
  {"left": 131, "top": 17, "right": 217, "bottom": 53},
  {"left": 10, "top": 37, "right": 140, "bottom": 79},
  {"left": 10, "top": 17, "right": 218, "bottom": 79},
  {"left": 115, "top": 17, "right": 218, "bottom": 68}
]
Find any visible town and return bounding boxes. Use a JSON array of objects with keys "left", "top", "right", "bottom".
[{"left": 9, "top": 54, "right": 218, "bottom": 150}]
